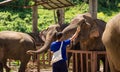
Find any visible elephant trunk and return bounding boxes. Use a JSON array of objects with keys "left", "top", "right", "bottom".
[
  {"left": 62, "top": 24, "right": 78, "bottom": 40},
  {"left": 34, "top": 39, "right": 52, "bottom": 54}
]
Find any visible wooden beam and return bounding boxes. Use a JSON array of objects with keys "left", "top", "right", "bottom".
[{"left": 0, "top": 0, "right": 13, "bottom": 5}]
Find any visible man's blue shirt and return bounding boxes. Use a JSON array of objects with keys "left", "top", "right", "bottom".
[{"left": 50, "top": 39, "right": 71, "bottom": 61}]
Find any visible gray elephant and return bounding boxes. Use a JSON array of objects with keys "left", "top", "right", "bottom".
[
  {"left": 27, "top": 13, "right": 107, "bottom": 72},
  {"left": 28, "top": 32, "right": 44, "bottom": 46},
  {"left": 61, "top": 13, "right": 107, "bottom": 72},
  {"left": 27, "top": 24, "right": 68, "bottom": 54},
  {"left": 0, "top": 31, "right": 37, "bottom": 72},
  {"left": 62, "top": 13, "right": 105, "bottom": 50},
  {"left": 102, "top": 13, "right": 120, "bottom": 72}
]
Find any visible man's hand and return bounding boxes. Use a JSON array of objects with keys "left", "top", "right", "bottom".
[{"left": 26, "top": 50, "right": 35, "bottom": 55}]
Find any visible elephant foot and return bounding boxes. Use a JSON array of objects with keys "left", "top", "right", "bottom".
[
  {"left": 5, "top": 67, "right": 10, "bottom": 72},
  {"left": 0, "top": 69, "right": 3, "bottom": 72}
]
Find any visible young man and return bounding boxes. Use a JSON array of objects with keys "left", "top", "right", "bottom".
[{"left": 50, "top": 26, "right": 80, "bottom": 72}]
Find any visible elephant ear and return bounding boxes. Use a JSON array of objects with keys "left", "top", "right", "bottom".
[
  {"left": 56, "top": 24, "right": 69, "bottom": 32},
  {"left": 55, "top": 25, "right": 61, "bottom": 32},
  {"left": 83, "top": 14, "right": 100, "bottom": 38},
  {"left": 89, "top": 29, "right": 99, "bottom": 38},
  {"left": 39, "top": 31, "right": 46, "bottom": 42},
  {"left": 83, "top": 14, "right": 94, "bottom": 24},
  {"left": 70, "top": 14, "right": 85, "bottom": 25}
]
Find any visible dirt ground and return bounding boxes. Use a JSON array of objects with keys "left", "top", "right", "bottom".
[
  {"left": 4, "top": 66, "right": 103, "bottom": 72},
  {"left": 5, "top": 61, "right": 103, "bottom": 72},
  {"left": 5, "top": 66, "right": 73, "bottom": 72}
]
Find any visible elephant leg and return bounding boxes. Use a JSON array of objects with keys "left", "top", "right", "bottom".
[
  {"left": 107, "top": 62, "right": 110, "bottom": 72},
  {"left": 0, "top": 48, "right": 4, "bottom": 72},
  {"left": 19, "top": 56, "right": 30, "bottom": 72},
  {"left": 97, "top": 54, "right": 106, "bottom": 72},
  {"left": 97, "top": 58, "right": 101, "bottom": 71},
  {"left": 67, "top": 52, "right": 72, "bottom": 67},
  {"left": 96, "top": 54, "right": 101, "bottom": 72},
  {"left": 0, "top": 62, "right": 3, "bottom": 72},
  {"left": 67, "top": 46, "right": 75, "bottom": 67},
  {"left": 101, "top": 56, "right": 106, "bottom": 72},
  {"left": 3, "top": 59, "right": 10, "bottom": 72},
  {"left": 73, "top": 54, "right": 76, "bottom": 72},
  {"left": 19, "top": 61, "right": 28, "bottom": 72},
  {"left": 107, "top": 54, "right": 119, "bottom": 72},
  {"left": 67, "top": 43, "right": 80, "bottom": 67},
  {"left": 77, "top": 54, "right": 81, "bottom": 72},
  {"left": 98, "top": 54, "right": 110, "bottom": 72},
  {"left": 73, "top": 53, "right": 81, "bottom": 72}
]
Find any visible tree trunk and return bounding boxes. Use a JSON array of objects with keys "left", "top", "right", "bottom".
[
  {"left": 89, "top": 0, "right": 98, "bottom": 19},
  {"left": 32, "top": 1, "right": 38, "bottom": 33},
  {"left": 56, "top": 8, "right": 65, "bottom": 26}
]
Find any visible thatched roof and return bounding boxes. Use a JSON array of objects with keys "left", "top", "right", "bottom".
[
  {"left": 0, "top": 0, "right": 74, "bottom": 9},
  {"left": 36, "top": 0, "right": 74, "bottom": 9}
]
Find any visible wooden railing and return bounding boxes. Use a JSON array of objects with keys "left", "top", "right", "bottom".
[
  {"left": 38, "top": 50, "right": 109, "bottom": 72},
  {"left": 67, "top": 50, "right": 109, "bottom": 72},
  {"left": 7, "top": 50, "right": 109, "bottom": 72}
]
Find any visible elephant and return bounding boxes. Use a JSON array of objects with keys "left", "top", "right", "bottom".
[
  {"left": 102, "top": 13, "right": 120, "bottom": 72},
  {"left": 27, "top": 13, "right": 108, "bottom": 72},
  {"left": 28, "top": 32, "right": 44, "bottom": 46},
  {"left": 62, "top": 13, "right": 105, "bottom": 51},
  {"left": 27, "top": 23, "right": 68, "bottom": 54},
  {"left": 61, "top": 13, "right": 107, "bottom": 72},
  {"left": 0, "top": 31, "right": 37, "bottom": 72}
]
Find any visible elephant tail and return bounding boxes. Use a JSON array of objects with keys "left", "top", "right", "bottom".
[
  {"left": 32, "top": 38, "right": 38, "bottom": 62},
  {"left": 32, "top": 53, "right": 38, "bottom": 63}
]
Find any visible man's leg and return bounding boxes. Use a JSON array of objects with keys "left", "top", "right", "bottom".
[
  {"left": 59, "top": 61, "right": 68, "bottom": 72},
  {"left": 52, "top": 62, "right": 59, "bottom": 72}
]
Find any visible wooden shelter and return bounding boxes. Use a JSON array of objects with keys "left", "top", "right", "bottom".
[
  {"left": 32, "top": 0, "right": 75, "bottom": 33},
  {"left": 0, "top": 0, "right": 98, "bottom": 33},
  {"left": 35, "top": 0, "right": 74, "bottom": 9}
]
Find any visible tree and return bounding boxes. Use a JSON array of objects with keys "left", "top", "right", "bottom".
[
  {"left": 89, "top": 0, "right": 98, "bottom": 19},
  {"left": 32, "top": 0, "right": 38, "bottom": 33},
  {"left": 56, "top": 8, "right": 65, "bottom": 26}
]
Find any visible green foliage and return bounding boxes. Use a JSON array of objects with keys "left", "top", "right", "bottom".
[
  {"left": 0, "top": 10, "right": 32, "bottom": 32},
  {"left": 0, "top": 0, "right": 34, "bottom": 11},
  {"left": 0, "top": 1, "right": 120, "bottom": 33},
  {"left": 98, "top": 0, "right": 120, "bottom": 9},
  {"left": 65, "top": 3, "right": 89, "bottom": 23},
  {"left": 37, "top": 9, "right": 55, "bottom": 31}
]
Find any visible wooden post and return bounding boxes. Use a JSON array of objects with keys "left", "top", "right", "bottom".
[
  {"left": 32, "top": 0, "right": 38, "bottom": 33},
  {"left": 89, "top": 0, "right": 98, "bottom": 19}
]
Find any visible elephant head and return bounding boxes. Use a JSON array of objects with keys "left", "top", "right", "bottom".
[
  {"left": 62, "top": 13, "right": 105, "bottom": 51},
  {"left": 28, "top": 32, "right": 44, "bottom": 46},
  {"left": 30, "top": 24, "right": 68, "bottom": 54},
  {"left": 62, "top": 13, "right": 106, "bottom": 72},
  {"left": 39, "top": 24, "right": 62, "bottom": 42}
]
